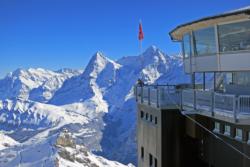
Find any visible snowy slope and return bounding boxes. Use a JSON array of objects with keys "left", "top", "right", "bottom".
[
  {"left": 0, "top": 133, "right": 19, "bottom": 150},
  {"left": 0, "top": 46, "right": 189, "bottom": 166},
  {"left": 0, "top": 99, "right": 89, "bottom": 142},
  {"left": 0, "top": 130, "right": 134, "bottom": 167}
]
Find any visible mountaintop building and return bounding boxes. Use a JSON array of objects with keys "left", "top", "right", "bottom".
[{"left": 135, "top": 6, "right": 250, "bottom": 167}]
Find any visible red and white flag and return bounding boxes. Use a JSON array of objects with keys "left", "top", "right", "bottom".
[{"left": 138, "top": 22, "right": 144, "bottom": 41}]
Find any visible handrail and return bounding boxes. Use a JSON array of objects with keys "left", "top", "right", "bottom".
[
  {"left": 134, "top": 84, "right": 178, "bottom": 108},
  {"left": 238, "top": 95, "right": 250, "bottom": 114},
  {"left": 138, "top": 84, "right": 177, "bottom": 87},
  {"left": 134, "top": 84, "right": 250, "bottom": 122}
]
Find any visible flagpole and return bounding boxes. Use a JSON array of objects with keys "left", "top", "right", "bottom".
[{"left": 139, "top": 39, "right": 142, "bottom": 55}]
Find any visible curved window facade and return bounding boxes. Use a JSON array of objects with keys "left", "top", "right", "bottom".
[
  {"left": 218, "top": 20, "right": 250, "bottom": 52},
  {"left": 181, "top": 20, "right": 250, "bottom": 59},
  {"left": 183, "top": 33, "right": 192, "bottom": 58},
  {"left": 193, "top": 27, "right": 216, "bottom": 56}
]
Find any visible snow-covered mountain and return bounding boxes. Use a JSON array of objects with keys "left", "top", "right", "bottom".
[
  {"left": 0, "top": 46, "right": 189, "bottom": 166},
  {"left": 0, "top": 68, "right": 82, "bottom": 102}
]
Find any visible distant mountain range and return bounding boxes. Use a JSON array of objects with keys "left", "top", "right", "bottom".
[{"left": 0, "top": 46, "right": 189, "bottom": 167}]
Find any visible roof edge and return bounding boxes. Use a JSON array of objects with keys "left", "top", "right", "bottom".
[{"left": 169, "top": 7, "right": 250, "bottom": 41}]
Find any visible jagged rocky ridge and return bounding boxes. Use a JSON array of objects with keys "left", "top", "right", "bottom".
[{"left": 0, "top": 46, "right": 189, "bottom": 166}]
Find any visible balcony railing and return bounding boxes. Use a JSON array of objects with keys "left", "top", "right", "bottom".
[
  {"left": 134, "top": 85, "right": 180, "bottom": 109},
  {"left": 134, "top": 85, "right": 250, "bottom": 122}
]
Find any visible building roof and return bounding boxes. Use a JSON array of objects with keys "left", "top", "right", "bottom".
[{"left": 169, "top": 6, "right": 250, "bottom": 41}]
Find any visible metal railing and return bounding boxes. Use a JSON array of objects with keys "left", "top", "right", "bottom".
[
  {"left": 134, "top": 84, "right": 250, "bottom": 121},
  {"left": 181, "top": 89, "right": 238, "bottom": 121},
  {"left": 134, "top": 85, "right": 179, "bottom": 108},
  {"left": 196, "top": 90, "right": 213, "bottom": 112},
  {"left": 214, "top": 93, "right": 236, "bottom": 114},
  {"left": 181, "top": 89, "right": 195, "bottom": 108},
  {"left": 238, "top": 95, "right": 250, "bottom": 114}
]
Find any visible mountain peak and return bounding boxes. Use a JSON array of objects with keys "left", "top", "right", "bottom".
[
  {"left": 83, "top": 51, "right": 121, "bottom": 79},
  {"left": 143, "top": 45, "right": 161, "bottom": 55},
  {"left": 10, "top": 68, "right": 48, "bottom": 78},
  {"left": 138, "top": 45, "right": 167, "bottom": 65},
  {"left": 92, "top": 51, "right": 107, "bottom": 60},
  {"left": 10, "top": 68, "right": 24, "bottom": 77},
  {"left": 87, "top": 52, "right": 110, "bottom": 68},
  {"left": 146, "top": 45, "right": 157, "bottom": 52}
]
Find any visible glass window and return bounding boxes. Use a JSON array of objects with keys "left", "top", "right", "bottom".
[
  {"left": 224, "top": 125, "right": 231, "bottom": 136},
  {"left": 141, "top": 147, "right": 144, "bottom": 159},
  {"left": 233, "top": 72, "right": 250, "bottom": 86},
  {"left": 193, "top": 27, "right": 216, "bottom": 56},
  {"left": 155, "top": 117, "right": 157, "bottom": 125},
  {"left": 219, "top": 20, "right": 250, "bottom": 52},
  {"left": 140, "top": 111, "right": 144, "bottom": 118},
  {"left": 150, "top": 115, "right": 153, "bottom": 122},
  {"left": 235, "top": 128, "right": 243, "bottom": 140},
  {"left": 183, "top": 33, "right": 192, "bottom": 58},
  {"left": 214, "top": 122, "right": 220, "bottom": 132},
  {"left": 195, "top": 73, "right": 204, "bottom": 90},
  {"left": 205, "top": 73, "right": 215, "bottom": 90},
  {"left": 154, "top": 158, "right": 157, "bottom": 167},
  {"left": 149, "top": 154, "right": 153, "bottom": 166},
  {"left": 225, "top": 73, "right": 233, "bottom": 85},
  {"left": 248, "top": 132, "right": 250, "bottom": 145},
  {"left": 215, "top": 72, "right": 233, "bottom": 91}
]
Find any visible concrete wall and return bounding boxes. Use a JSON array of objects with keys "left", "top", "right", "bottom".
[
  {"left": 137, "top": 104, "right": 186, "bottom": 167},
  {"left": 137, "top": 104, "right": 162, "bottom": 167}
]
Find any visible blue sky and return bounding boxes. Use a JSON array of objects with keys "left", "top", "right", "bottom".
[{"left": 0, "top": 0, "right": 249, "bottom": 78}]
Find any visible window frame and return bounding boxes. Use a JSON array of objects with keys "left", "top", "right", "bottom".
[
  {"left": 182, "top": 32, "right": 192, "bottom": 59},
  {"left": 218, "top": 19, "right": 250, "bottom": 54},
  {"left": 224, "top": 124, "right": 231, "bottom": 136},
  {"left": 154, "top": 158, "right": 157, "bottom": 167},
  {"left": 150, "top": 115, "right": 153, "bottom": 122},
  {"left": 141, "top": 147, "right": 144, "bottom": 159},
  {"left": 235, "top": 128, "right": 243, "bottom": 141},
  {"left": 213, "top": 122, "right": 220, "bottom": 133},
  {"left": 193, "top": 26, "right": 217, "bottom": 57},
  {"left": 140, "top": 111, "right": 144, "bottom": 119},
  {"left": 181, "top": 18, "right": 250, "bottom": 60},
  {"left": 247, "top": 132, "right": 250, "bottom": 145},
  {"left": 145, "top": 113, "right": 149, "bottom": 121},
  {"left": 149, "top": 154, "right": 153, "bottom": 167},
  {"left": 154, "top": 117, "right": 158, "bottom": 125}
]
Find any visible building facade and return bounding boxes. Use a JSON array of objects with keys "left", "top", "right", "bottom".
[{"left": 136, "top": 7, "right": 250, "bottom": 167}]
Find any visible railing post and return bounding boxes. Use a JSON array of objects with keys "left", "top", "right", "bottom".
[
  {"left": 194, "top": 89, "right": 197, "bottom": 110},
  {"left": 234, "top": 96, "right": 238, "bottom": 123},
  {"left": 180, "top": 90, "right": 183, "bottom": 111},
  {"left": 148, "top": 87, "right": 151, "bottom": 106},
  {"left": 156, "top": 87, "right": 159, "bottom": 108},
  {"left": 211, "top": 91, "right": 214, "bottom": 116},
  {"left": 135, "top": 86, "right": 138, "bottom": 102},
  {"left": 141, "top": 86, "right": 143, "bottom": 104}
]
